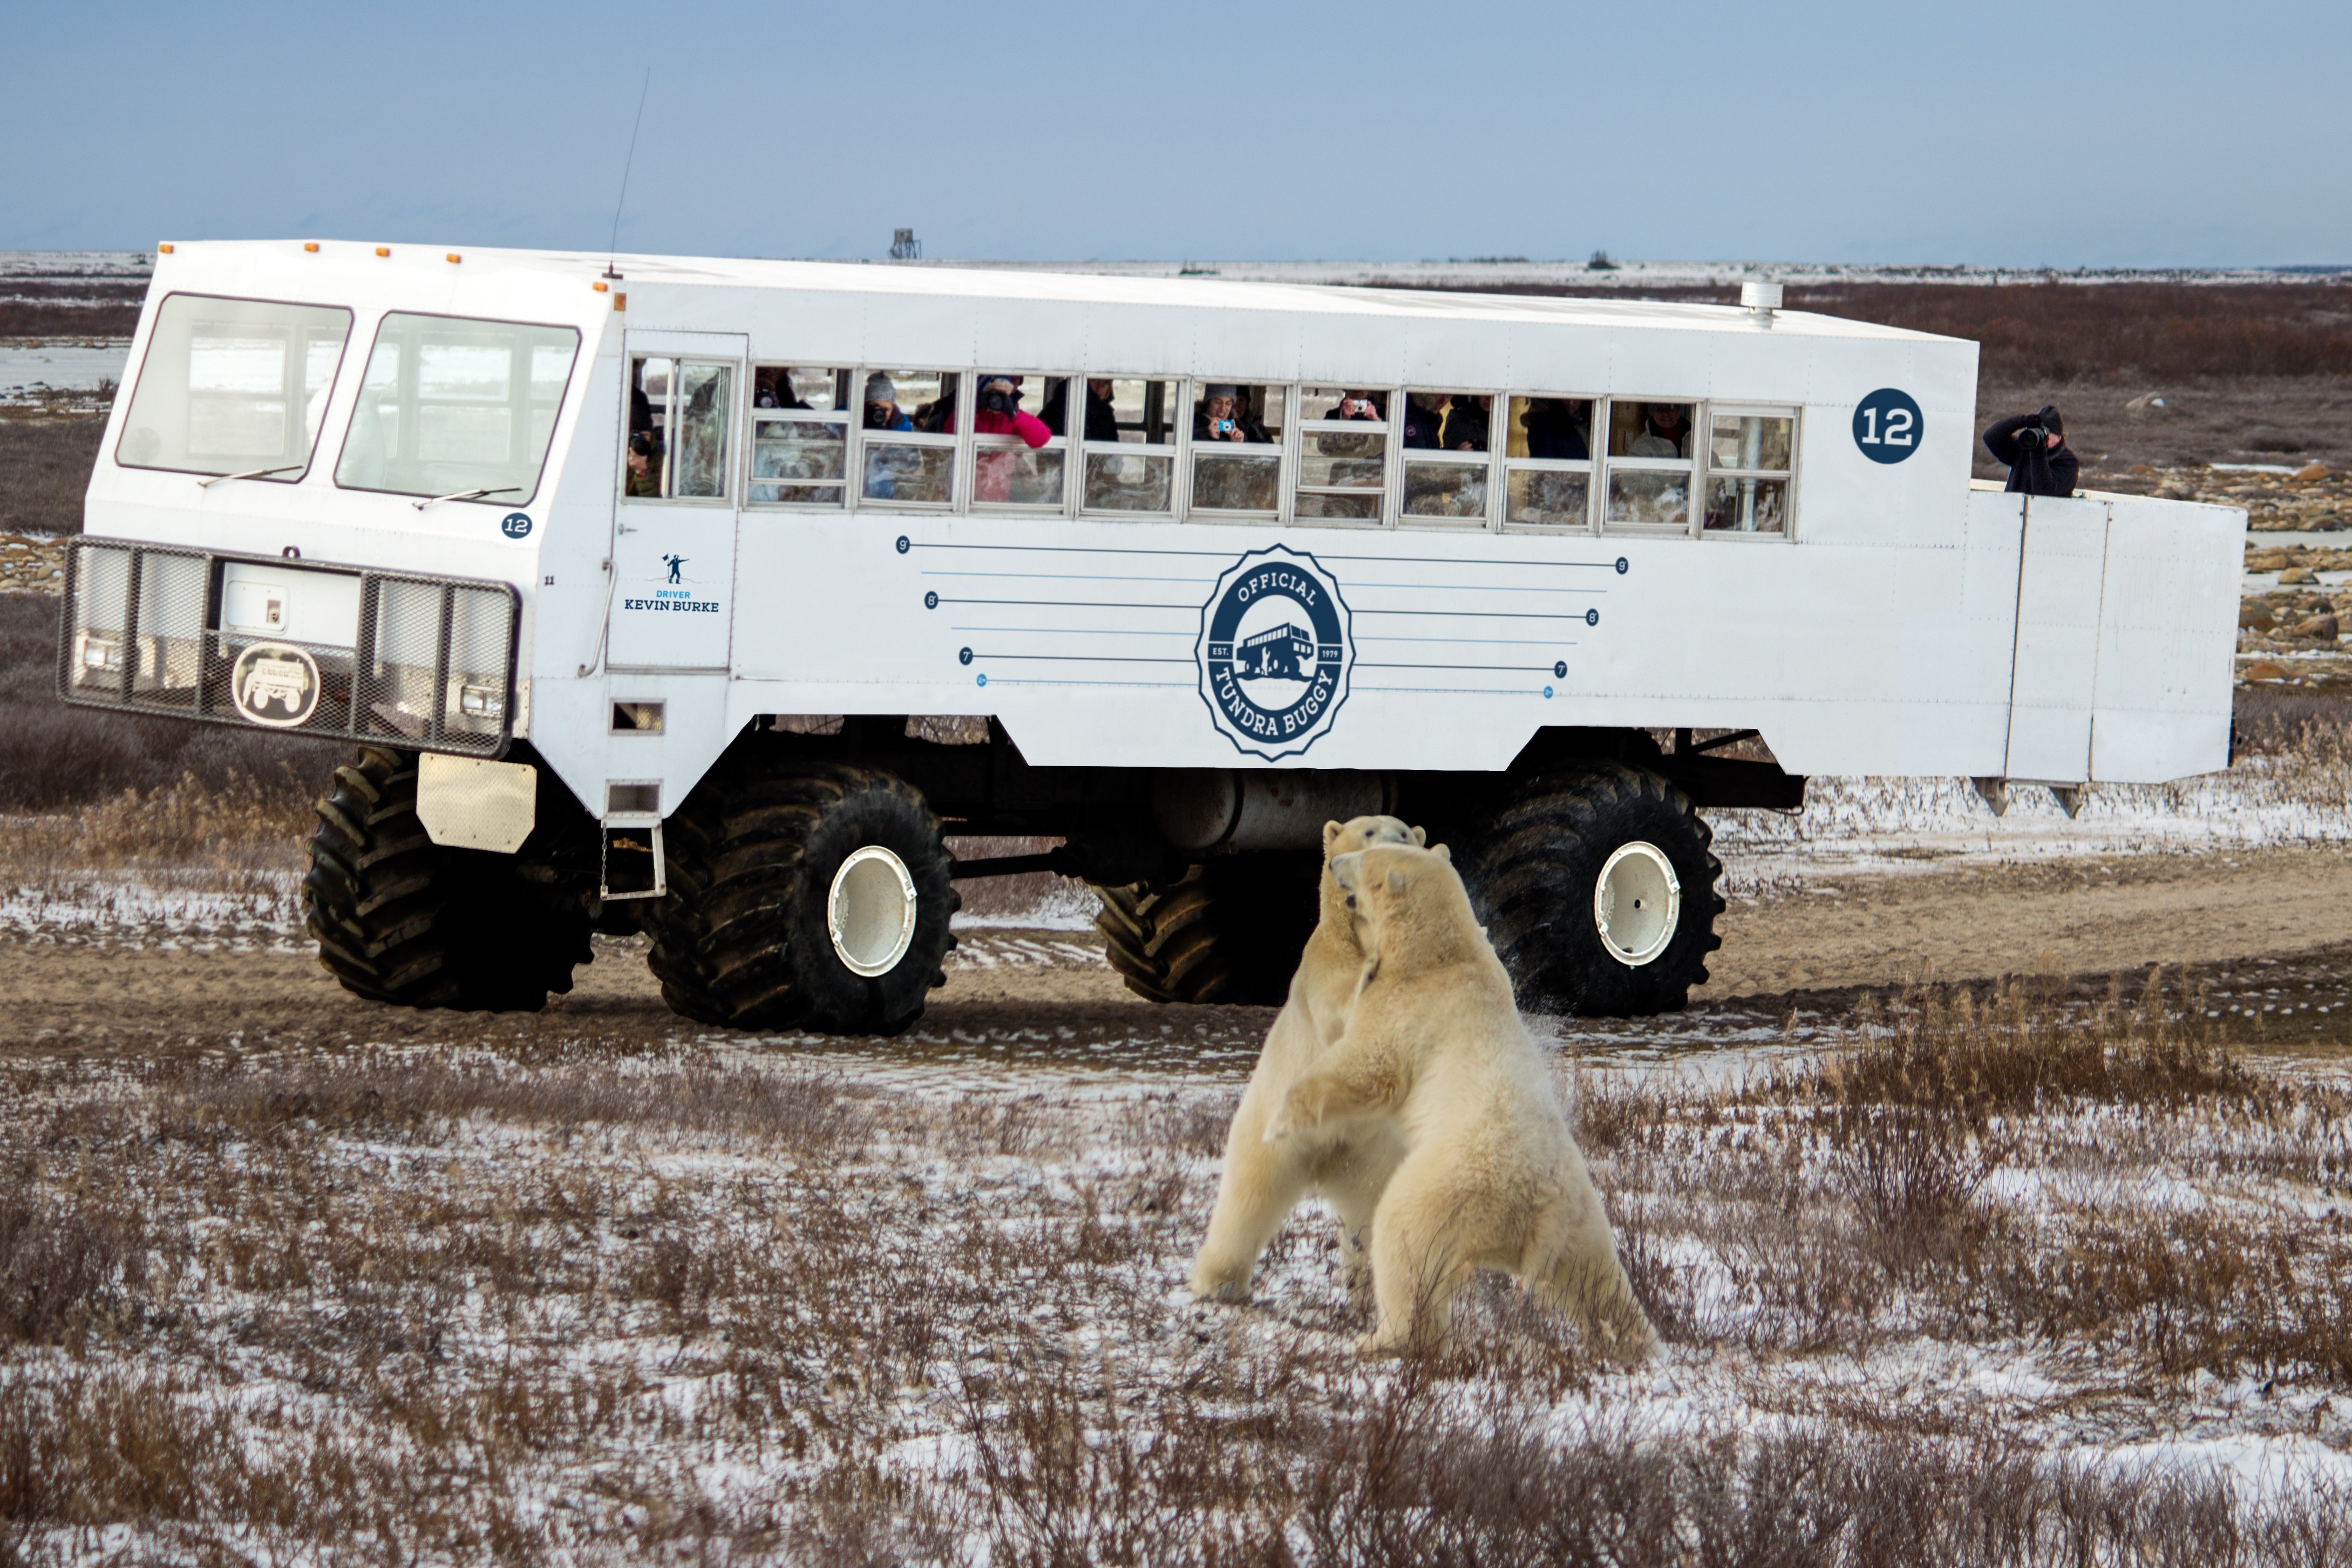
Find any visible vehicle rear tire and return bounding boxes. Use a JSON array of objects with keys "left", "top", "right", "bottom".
[
  {"left": 643, "top": 760, "right": 957, "bottom": 1035},
  {"left": 1093, "top": 853, "right": 1320, "bottom": 1006},
  {"left": 304, "top": 746, "right": 594, "bottom": 1013},
  {"left": 1453, "top": 762, "right": 1723, "bottom": 1017}
]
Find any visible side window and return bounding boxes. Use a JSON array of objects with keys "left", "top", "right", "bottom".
[
  {"left": 1502, "top": 396, "right": 1596, "bottom": 531},
  {"left": 1188, "top": 382, "right": 1284, "bottom": 516},
  {"left": 1295, "top": 387, "right": 1388, "bottom": 522},
  {"left": 858, "top": 370, "right": 959, "bottom": 508},
  {"left": 624, "top": 356, "right": 733, "bottom": 502},
  {"left": 969, "top": 373, "right": 1066, "bottom": 509},
  {"left": 1704, "top": 408, "right": 1797, "bottom": 535},
  {"left": 1399, "top": 390, "right": 1491, "bottom": 524},
  {"left": 1602, "top": 398, "right": 1696, "bottom": 532},
  {"left": 1077, "top": 378, "right": 1181, "bottom": 516},
  {"left": 748, "top": 366, "right": 849, "bottom": 507}
]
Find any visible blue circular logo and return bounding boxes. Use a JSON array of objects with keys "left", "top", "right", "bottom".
[
  {"left": 1853, "top": 388, "right": 1923, "bottom": 465},
  {"left": 923, "top": 591, "right": 939, "bottom": 610},
  {"left": 895, "top": 535, "right": 911, "bottom": 555},
  {"left": 1586, "top": 608, "right": 1600, "bottom": 627},
  {"left": 500, "top": 512, "right": 532, "bottom": 539},
  {"left": 1196, "top": 547, "right": 1352, "bottom": 761}
]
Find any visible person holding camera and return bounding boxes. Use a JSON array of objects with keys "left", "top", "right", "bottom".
[
  {"left": 1193, "top": 385, "right": 1269, "bottom": 444},
  {"left": 957, "top": 374, "right": 1052, "bottom": 503},
  {"left": 1983, "top": 405, "right": 2078, "bottom": 497},
  {"left": 862, "top": 374, "right": 913, "bottom": 433}
]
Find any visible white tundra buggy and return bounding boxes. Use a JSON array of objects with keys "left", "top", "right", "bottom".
[{"left": 60, "top": 242, "right": 2245, "bottom": 1031}]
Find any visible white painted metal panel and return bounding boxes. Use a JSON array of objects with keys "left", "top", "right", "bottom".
[
  {"left": 2003, "top": 495, "right": 2110, "bottom": 781},
  {"left": 2088, "top": 495, "right": 2242, "bottom": 782}
]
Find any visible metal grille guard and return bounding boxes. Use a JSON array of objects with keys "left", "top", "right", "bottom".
[{"left": 57, "top": 539, "right": 520, "bottom": 758}]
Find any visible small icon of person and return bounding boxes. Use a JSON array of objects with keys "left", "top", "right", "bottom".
[
  {"left": 1982, "top": 405, "right": 2078, "bottom": 496},
  {"left": 663, "top": 554, "right": 686, "bottom": 584}
]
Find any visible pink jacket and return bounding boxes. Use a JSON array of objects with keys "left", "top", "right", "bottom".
[{"left": 957, "top": 407, "right": 1051, "bottom": 448}]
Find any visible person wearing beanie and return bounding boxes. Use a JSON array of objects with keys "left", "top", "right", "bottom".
[
  {"left": 862, "top": 374, "right": 912, "bottom": 432},
  {"left": 1982, "top": 404, "right": 2078, "bottom": 497}
]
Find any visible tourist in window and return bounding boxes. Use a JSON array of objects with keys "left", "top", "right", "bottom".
[
  {"left": 1442, "top": 394, "right": 1491, "bottom": 453},
  {"left": 1628, "top": 405, "right": 1691, "bottom": 458},
  {"left": 1194, "top": 385, "right": 1269, "bottom": 444},
  {"left": 1401, "top": 391, "right": 1449, "bottom": 449},
  {"left": 1522, "top": 398, "right": 1590, "bottom": 460},
  {"left": 862, "top": 374, "right": 913, "bottom": 433}
]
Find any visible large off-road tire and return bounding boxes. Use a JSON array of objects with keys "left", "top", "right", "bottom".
[
  {"left": 1454, "top": 762, "right": 1723, "bottom": 1017},
  {"left": 304, "top": 746, "right": 595, "bottom": 1012},
  {"left": 1093, "top": 853, "right": 1320, "bottom": 1006},
  {"left": 642, "top": 760, "right": 957, "bottom": 1035}
]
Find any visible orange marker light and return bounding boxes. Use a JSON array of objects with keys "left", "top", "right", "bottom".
[
  {"left": 157, "top": 243, "right": 174, "bottom": 254},
  {"left": 375, "top": 246, "right": 390, "bottom": 257},
  {"left": 445, "top": 253, "right": 461, "bottom": 264},
  {"left": 302, "top": 242, "right": 319, "bottom": 253},
  {"left": 592, "top": 280, "right": 608, "bottom": 293},
  {"left": 613, "top": 292, "right": 626, "bottom": 312}
]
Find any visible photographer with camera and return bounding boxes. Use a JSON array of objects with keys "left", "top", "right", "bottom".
[
  {"left": 1983, "top": 405, "right": 2078, "bottom": 497},
  {"left": 1193, "top": 385, "right": 1269, "bottom": 445},
  {"left": 862, "top": 374, "right": 913, "bottom": 433}
]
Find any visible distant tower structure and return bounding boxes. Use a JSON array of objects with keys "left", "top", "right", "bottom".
[{"left": 890, "top": 228, "right": 921, "bottom": 261}]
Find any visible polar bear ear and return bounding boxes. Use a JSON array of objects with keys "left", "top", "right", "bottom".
[
  {"left": 1408, "top": 825, "right": 1427, "bottom": 847},
  {"left": 1330, "top": 850, "right": 1364, "bottom": 890},
  {"left": 1387, "top": 869, "right": 1408, "bottom": 895},
  {"left": 1324, "top": 819, "right": 1342, "bottom": 851},
  {"left": 1431, "top": 842, "right": 1451, "bottom": 863}
]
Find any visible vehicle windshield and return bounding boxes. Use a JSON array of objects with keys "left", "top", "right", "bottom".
[
  {"left": 335, "top": 313, "right": 580, "bottom": 505},
  {"left": 115, "top": 294, "right": 353, "bottom": 479}
]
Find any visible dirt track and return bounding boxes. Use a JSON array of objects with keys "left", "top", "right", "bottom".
[{"left": 9, "top": 844, "right": 2352, "bottom": 1059}]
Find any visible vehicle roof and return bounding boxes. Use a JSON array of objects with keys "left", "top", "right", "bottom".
[{"left": 161, "top": 240, "right": 1957, "bottom": 346}]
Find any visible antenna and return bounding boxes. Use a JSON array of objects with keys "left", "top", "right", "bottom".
[{"left": 604, "top": 69, "right": 651, "bottom": 281}]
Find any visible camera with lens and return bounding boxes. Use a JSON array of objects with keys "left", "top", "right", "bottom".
[
  {"left": 864, "top": 402, "right": 895, "bottom": 430},
  {"left": 2013, "top": 421, "right": 2047, "bottom": 448}
]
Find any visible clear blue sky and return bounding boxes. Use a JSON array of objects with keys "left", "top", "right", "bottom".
[{"left": 11, "top": 1, "right": 2348, "bottom": 267}]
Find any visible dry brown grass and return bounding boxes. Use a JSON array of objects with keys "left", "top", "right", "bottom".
[{"left": 0, "top": 976, "right": 2348, "bottom": 1560}]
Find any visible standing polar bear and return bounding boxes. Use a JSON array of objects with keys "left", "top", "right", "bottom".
[
  {"left": 1267, "top": 841, "right": 1655, "bottom": 1361},
  {"left": 1188, "top": 816, "right": 1420, "bottom": 1304}
]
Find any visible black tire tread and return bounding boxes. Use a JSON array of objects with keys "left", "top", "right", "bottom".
[
  {"left": 301, "top": 746, "right": 593, "bottom": 1013},
  {"left": 1091, "top": 855, "right": 1317, "bottom": 1007},
  {"left": 642, "top": 758, "right": 959, "bottom": 1035}
]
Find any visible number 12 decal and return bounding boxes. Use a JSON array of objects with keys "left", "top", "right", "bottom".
[{"left": 1853, "top": 388, "right": 1923, "bottom": 466}]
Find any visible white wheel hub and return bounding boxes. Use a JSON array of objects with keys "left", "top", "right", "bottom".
[
  {"left": 827, "top": 846, "right": 919, "bottom": 977},
  {"left": 1594, "top": 841, "right": 1681, "bottom": 967}
]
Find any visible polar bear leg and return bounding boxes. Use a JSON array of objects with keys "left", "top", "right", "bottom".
[
  {"left": 1358, "top": 1160, "right": 1472, "bottom": 1355},
  {"left": 1528, "top": 1188, "right": 1657, "bottom": 1363},
  {"left": 1190, "top": 1100, "right": 1311, "bottom": 1303}
]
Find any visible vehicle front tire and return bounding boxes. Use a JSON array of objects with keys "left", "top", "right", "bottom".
[
  {"left": 1453, "top": 762, "right": 1723, "bottom": 1017},
  {"left": 643, "top": 760, "right": 957, "bottom": 1035},
  {"left": 304, "top": 746, "right": 595, "bottom": 1012},
  {"left": 1093, "top": 853, "right": 1320, "bottom": 1007}
]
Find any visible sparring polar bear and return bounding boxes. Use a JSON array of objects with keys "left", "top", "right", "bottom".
[
  {"left": 1188, "top": 816, "right": 1420, "bottom": 1304},
  {"left": 1267, "top": 842, "right": 1655, "bottom": 1361}
]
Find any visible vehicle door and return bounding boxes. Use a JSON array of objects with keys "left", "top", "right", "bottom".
[{"left": 609, "top": 331, "right": 746, "bottom": 671}]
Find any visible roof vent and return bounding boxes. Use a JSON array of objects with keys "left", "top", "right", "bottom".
[{"left": 1741, "top": 281, "right": 1783, "bottom": 323}]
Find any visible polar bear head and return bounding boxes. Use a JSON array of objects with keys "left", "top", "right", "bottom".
[
  {"left": 1328, "top": 842, "right": 1486, "bottom": 977},
  {"left": 1319, "top": 815, "right": 1425, "bottom": 939}
]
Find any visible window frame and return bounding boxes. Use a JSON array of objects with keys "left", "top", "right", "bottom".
[
  {"left": 1185, "top": 380, "right": 1290, "bottom": 523},
  {"left": 117, "top": 291, "right": 357, "bottom": 485},
  {"left": 1290, "top": 386, "right": 1394, "bottom": 529},
  {"left": 1494, "top": 393, "right": 1600, "bottom": 535},
  {"left": 963, "top": 373, "right": 1077, "bottom": 516},
  {"left": 1393, "top": 388, "right": 1504, "bottom": 533},
  {"left": 335, "top": 309, "right": 582, "bottom": 508},
  {"left": 616, "top": 353, "right": 738, "bottom": 508},
  {"left": 1698, "top": 402, "right": 1802, "bottom": 542},
  {"left": 1594, "top": 394, "right": 1703, "bottom": 538},
  {"left": 848, "top": 369, "right": 962, "bottom": 513},
  {"left": 1076, "top": 375, "right": 1188, "bottom": 521},
  {"left": 743, "top": 365, "right": 854, "bottom": 512}
]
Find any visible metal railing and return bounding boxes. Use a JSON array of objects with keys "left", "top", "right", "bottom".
[{"left": 58, "top": 540, "right": 519, "bottom": 756}]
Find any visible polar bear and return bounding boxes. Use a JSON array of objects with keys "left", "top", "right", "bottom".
[
  {"left": 1188, "top": 816, "right": 1420, "bottom": 1304},
  {"left": 1267, "top": 842, "right": 1655, "bottom": 1361}
]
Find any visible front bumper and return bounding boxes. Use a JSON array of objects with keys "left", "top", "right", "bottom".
[{"left": 58, "top": 539, "right": 520, "bottom": 758}]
